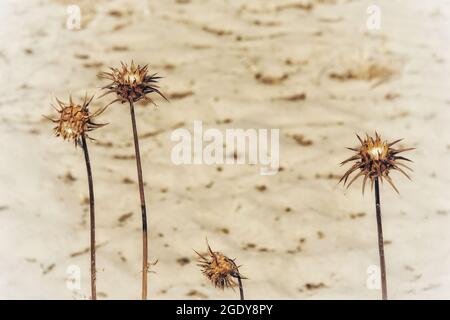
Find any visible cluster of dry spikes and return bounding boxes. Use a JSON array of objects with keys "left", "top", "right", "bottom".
[
  {"left": 340, "top": 133, "right": 414, "bottom": 194},
  {"left": 46, "top": 61, "right": 413, "bottom": 301}
]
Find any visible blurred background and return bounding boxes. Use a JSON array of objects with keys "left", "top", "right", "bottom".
[{"left": 0, "top": 0, "right": 450, "bottom": 299}]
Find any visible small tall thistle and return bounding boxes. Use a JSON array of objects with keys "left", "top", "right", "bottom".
[
  {"left": 98, "top": 61, "right": 167, "bottom": 300},
  {"left": 339, "top": 132, "right": 414, "bottom": 300},
  {"left": 195, "top": 240, "right": 246, "bottom": 300},
  {"left": 45, "top": 94, "right": 107, "bottom": 300}
]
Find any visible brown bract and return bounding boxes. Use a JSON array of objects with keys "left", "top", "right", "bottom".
[
  {"left": 98, "top": 61, "right": 167, "bottom": 106},
  {"left": 45, "top": 94, "right": 107, "bottom": 146},
  {"left": 339, "top": 132, "right": 414, "bottom": 193},
  {"left": 195, "top": 242, "right": 243, "bottom": 290}
]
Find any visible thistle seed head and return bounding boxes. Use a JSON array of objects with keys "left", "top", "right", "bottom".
[
  {"left": 45, "top": 94, "right": 107, "bottom": 147},
  {"left": 195, "top": 241, "right": 243, "bottom": 290},
  {"left": 98, "top": 61, "right": 167, "bottom": 107},
  {"left": 339, "top": 132, "right": 414, "bottom": 194}
]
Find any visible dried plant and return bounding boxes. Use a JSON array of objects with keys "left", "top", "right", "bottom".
[
  {"left": 46, "top": 95, "right": 107, "bottom": 146},
  {"left": 45, "top": 94, "right": 107, "bottom": 300},
  {"left": 98, "top": 61, "right": 167, "bottom": 107},
  {"left": 195, "top": 240, "right": 245, "bottom": 300},
  {"left": 340, "top": 133, "right": 414, "bottom": 194},
  {"left": 98, "top": 61, "right": 167, "bottom": 300},
  {"left": 339, "top": 132, "right": 414, "bottom": 300}
]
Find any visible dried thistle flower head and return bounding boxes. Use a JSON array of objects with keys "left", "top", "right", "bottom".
[
  {"left": 45, "top": 94, "right": 107, "bottom": 146},
  {"left": 98, "top": 61, "right": 167, "bottom": 106},
  {"left": 195, "top": 241, "right": 244, "bottom": 290},
  {"left": 339, "top": 132, "right": 414, "bottom": 193}
]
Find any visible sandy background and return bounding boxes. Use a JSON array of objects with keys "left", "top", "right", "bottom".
[{"left": 1, "top": 0, "right": 450, "bottom": 299}]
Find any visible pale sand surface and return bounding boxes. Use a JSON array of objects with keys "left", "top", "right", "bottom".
[{"left": 0, "top": 0, "right": 450, "bottom": 299}]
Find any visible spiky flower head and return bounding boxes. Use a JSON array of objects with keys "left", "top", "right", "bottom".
[
  {"left": 45, "top": 94, "right": 107, "bottom": 147},
  {"left": 339, "top": 132, "right": 414, "bottom": 193},
  {"left": 98, "top": 61, "right": 167, "bottom": 107},
  {"left": 195, "top": 241, "right": 244, "bottom": 290}
]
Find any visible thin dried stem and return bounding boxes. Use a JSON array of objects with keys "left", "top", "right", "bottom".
[
  {"left": 81, "top": 135, "right": 96, "bottom": 300},
  {"left": 129, "top": 100, "right": 149, "bottom": 300},
  {"left": 237, "top": 275, "right": 244, "bottom": 300},
  {"left": 374, "top": 178, "right": 388, "bottom": 300}
]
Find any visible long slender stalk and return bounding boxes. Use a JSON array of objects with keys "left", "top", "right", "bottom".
[
  {"left": 237, "top": 275, "right": 244, "bottom": 300},
  {"left": 128, "top": 100, "right": 149, "bottom": 300},
  {"left": 374, "top": 178, "right": 387, "bottom": 300},
  {"left": 81, "top": 135, "right": 96, "bottom": 300}
]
